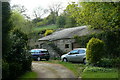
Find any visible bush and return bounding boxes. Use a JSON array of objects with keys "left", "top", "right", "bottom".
[
  {"left": 48, "top": 42, "right": 63, "bottom": 56},
  {"left": 86, "top": 38, "right": 104, "bottom": 65},
  {"left": 96, "top": 58, "right": 120, "bottom": 68},
  {"left": 2, "top": 29, "right": 32, "bottom": 80},
  {"left": 74, "top": 30, "right": 120, "bottom": 58},
  {"left": 8, "top": 62, "right": 22, "bottom": 79},
  {"left": 44, "top": 29, "right": 54, "bottom": 36},
  {"left": 2, "top": 60, "right": 9, "bottom": 79}
]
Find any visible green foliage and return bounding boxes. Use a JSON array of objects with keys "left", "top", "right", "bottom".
[
  {"left": 66, "top": 2, "right": 120, "bottom": 30},
  {"left": 56, "top": 2, "right": 78, "bottom": 28},
  {"left": 2, "top": 60, "right": 9, "bottom": 79},
  {"left": 44, "top": 29, "right": 54, "bottom": 36},
  {"left": 82, "top": 66, "right": 118, "bottom": 78},
  {"left": 2, "top": 2, "right": 12, "bottom": 58},
  {"left": 32, "top": 18, "right": 43, "bottom": 23},
  {"left": 64, "top": 2, "right": 80, "bottom": 19},
  {"left": 83, "top": 66, "right": 117, "bottom": 73},
  {"left": 96, "top": 58, "right": 120, "bottom": 68},
  {"left": 48, "top": 42, "right": 63, "bottom": 56},
  {"left": 46, "top": 12, "right": 56, "bottom": 24},
  {"left": 11, "top": 11, "right": 34, "bottom": 34},
  {"left": 34, "top": 12, "right": 58, "bottom": 27},
  {"left": 56, "top": 14, "right": 76, "bottom": 28},
  {"left": 2, "top": 29, "right": 32, "bottom": 79},
  {"left": 2, "top": 2, "right": 32, "bottom": 80},
  {"left": 56, "top": 15, "right": 66, "bottom": 28},
  {"left": 64, "top": 17, "right": 76, "bottom": 28},
  {"left": 74, "top": 30, "right": 120, "bottom": 58},
  {"left": 86, "top": 38, "right": 104, "bottom": 64}
]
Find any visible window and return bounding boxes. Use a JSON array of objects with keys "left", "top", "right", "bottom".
[
  {"left": 79, "top": 50, "right": 85, "bottom": 54},
  {"left": 65, "top": 44, "right": 69, "bottom": 48},
  {"left": 70, "top": 50, "right": 79, "bottom": 54}
]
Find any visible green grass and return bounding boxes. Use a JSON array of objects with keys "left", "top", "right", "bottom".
[
  {"left": 33, "top": 24, "right": 58, "bottom": 32},
  {"left": 40, "top": 60, "right": 119, "bottom": 79},
  {"left": 82, "top": 66, "right": 118, "bottom": 78},
  {"left": 17, "top": 71, "right": 37, "bottom": 80}
]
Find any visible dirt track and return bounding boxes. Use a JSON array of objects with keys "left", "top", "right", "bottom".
[{"left": 32, "top": 62, "right": 75, "bottom": 78}]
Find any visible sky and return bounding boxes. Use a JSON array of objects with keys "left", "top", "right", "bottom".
[{"left": 10, "top": 0, "right": 78, "bottom": 19}]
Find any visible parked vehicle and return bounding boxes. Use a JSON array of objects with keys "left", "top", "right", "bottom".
[
  {"left": 61, "top": 48, "right": 86, "bottom": 63},
  {"left": 30, "top": 49, "right": 50, "bottom": 61}
]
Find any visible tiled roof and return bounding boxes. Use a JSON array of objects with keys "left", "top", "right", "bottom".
[{"left": 38, "top": 26, "right": 99, "bottom": 41}]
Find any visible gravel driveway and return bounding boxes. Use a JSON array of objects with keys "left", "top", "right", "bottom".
[{"left": 32, "top": 61, "right": 75, "bottom": 79}]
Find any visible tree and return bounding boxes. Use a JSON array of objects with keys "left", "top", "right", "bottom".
[
  {"left": 11, "top": 4, "right": 30, "bottom": 19},
  {"left": 12, "top": 4, "right": 27, "bottom": 13},
  {"left": 56, "top": 14, "right": 76, "bottom": 28},
  {"left": 2, "top": 2, "right": 32, "bottom": 79},
  {"left": 56, "top": 15, "right": 66, "bottom": 28},
  {"left": 62, "top": 2, "right": 78, "bottom": 27},
  {"left": 11, "top": 11, "right": 33, "bottom": 34},
  {"left": 49, "top": 2, "right": 62, "bottom": 16},
  {"left": 2, "top": 2, "right": 12, "bottom": 59},
  {"left": 33, "top": 6, "right": 48, "bottom": 19},
  {"left": 67, "top": 2, "right": 120, "bottom": 30},
  {"left": 48, "top": 2, "right": 63, "bottom": 24}
]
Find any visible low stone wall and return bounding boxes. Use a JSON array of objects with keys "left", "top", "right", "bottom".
[{"left": 40, "top": 43, "right": 60, "bottom": 58}]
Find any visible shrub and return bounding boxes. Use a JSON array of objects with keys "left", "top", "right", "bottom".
[
  {"left": 2, "top": 29, "right": 32, "bottom": 80},
  {"left": 8, "top": 62, "right": 22, "bottom": 79},
  {"left": 44, "top": 29, "right": 54, "bottom": 36},
  {"left": 48, "top": 42, "right": 63, "bottom": 56},
  {"left": 74, "top": 30, "right": 120, "bottom": 58},
  {"left": 96, "top": 58, "right": 120, "bottom": 68},
  {"left": 86, "top": 38, "right": 104, "bottom": 65},
  {"left": 2, "top": 60, "right": 9, "bottom": 79}
]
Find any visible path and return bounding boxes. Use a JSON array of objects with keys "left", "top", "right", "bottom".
[{"left": 32, "top": 62, "right": 75, "bottom": 79}]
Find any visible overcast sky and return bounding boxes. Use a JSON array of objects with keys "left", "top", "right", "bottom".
[{"left": 10, "top": 0, "right": 78, "bottom": 19}]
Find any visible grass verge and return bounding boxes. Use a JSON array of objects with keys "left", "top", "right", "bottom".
[
  {"left": 82, "top": 66, "right": 118, "bottom": 78},
  {"left": 17, "top": 71, "right": 37, "bottom": 80}
]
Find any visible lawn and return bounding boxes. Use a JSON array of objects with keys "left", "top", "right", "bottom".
[{"left": 33, "top": 24, "right": 58, "bottom": 32}]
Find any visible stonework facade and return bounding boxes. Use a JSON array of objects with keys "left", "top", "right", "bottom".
[
  {"left": 53, "top": 39, "right": 75, "bottom": 52},
  {"left": 35, "top": 26, "right": 99, "bottom": 58},
  {"left": 34, "top": 38, "right": 81, "bottom": 58}
]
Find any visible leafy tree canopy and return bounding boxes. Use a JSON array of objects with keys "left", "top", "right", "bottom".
[
  {"left": 66, "top": 2, "right": 120, "bottom": 30},
  {"left": 11, "top": 11, "right": 34, "bottom": 34}
]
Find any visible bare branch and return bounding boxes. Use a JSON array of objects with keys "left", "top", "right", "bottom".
[
  {"left": 11, "top": 4, "right": 27, "bottom": 13},
  {"left": 48, "top": 2, "right": 63, "bottom": 16},
  {"left": 33, "top": 6, "right": 48, "bottom": 18}
]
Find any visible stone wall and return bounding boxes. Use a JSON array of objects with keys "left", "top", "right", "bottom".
[
  {"left": 39, "top": 42, "right": 60, "bottom": 58},
  {"left": 37, "top": 38, "right": 80, "bottom": 58},
  {"left": 53, "top": 39, "right": 75, "bottom": 52}
]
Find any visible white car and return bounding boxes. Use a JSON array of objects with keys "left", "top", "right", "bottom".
[{"left": 61, "top": 48, "right": 86, "bottom": 63}]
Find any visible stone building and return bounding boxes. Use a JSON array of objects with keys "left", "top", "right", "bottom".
[{"left": 37, "top": 26, "right": 99, "bottom": 58}]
